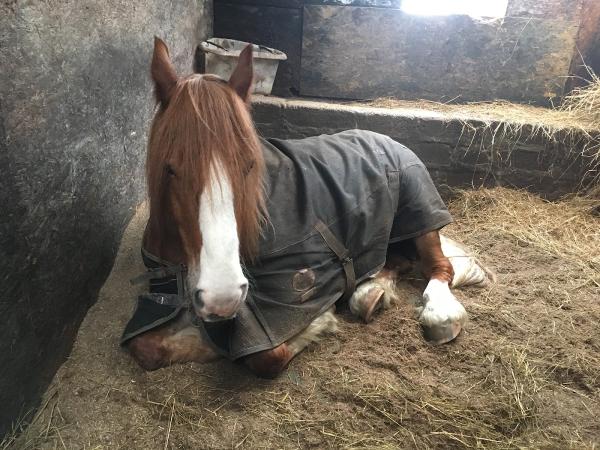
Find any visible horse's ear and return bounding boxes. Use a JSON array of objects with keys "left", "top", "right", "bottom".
[
  {"left": 228, "top": 44, "right": 254, "bottom": 102},
  {"left": 151, "top": 37, "right": 178, "bottom": 106}
]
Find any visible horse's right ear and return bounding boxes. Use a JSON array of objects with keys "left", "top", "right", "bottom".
[
  {"left": 151, "top": 37, "right": 178, "bottom": 106},
  {"left": 228, "top": 44, "right": 254, "bottom": 102}
]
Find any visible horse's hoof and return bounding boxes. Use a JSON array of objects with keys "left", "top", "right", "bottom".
[
  {"left": 361, "top": 287, "right": 386, "bottom": 323},
  {"left": 422, "top": 321, "right": 462, "bottom": 345}
]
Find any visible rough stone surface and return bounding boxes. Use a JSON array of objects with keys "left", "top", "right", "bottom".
[
  {"left": 507, "top": 0, "right": 583, "bottom": 20},
  {"left": 301, "top": 6, "right": 580, "bottom": 104},
  {"left": 214, "top": 0, "right": 302, "bottom": 7},
  {"left": 252, "top": 96, "right": 589, "bottom": 197},
  {"left": 214, "top": 3, "right": 302, "bottom": 96},
  {"left": 0, "top": 0, "right": 211, "bottom": 436},
  {"left": 306, "top": 0, "right": 402, "bottom": 6},
  {"left": 567, "top": 0, "right": 600, "bottom": 91}
]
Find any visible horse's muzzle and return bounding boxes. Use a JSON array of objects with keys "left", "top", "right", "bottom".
[{"left": 191, "top": 285, "right": 247, "bottom": 322}]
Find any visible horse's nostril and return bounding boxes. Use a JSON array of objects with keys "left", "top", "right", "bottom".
[
  {"left": 240, "top": 282, "right": 249, "bottom": 298},
  {"left": 194, "top": 289, "right": 204, "bottom": 308}
]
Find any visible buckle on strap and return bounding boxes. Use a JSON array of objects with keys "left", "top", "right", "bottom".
[
  {"left": 315, "top": 220, "right": 356, "bottom": 301},
  {"left": 139, "top": 293, "right": 184, "bottom": 307}
]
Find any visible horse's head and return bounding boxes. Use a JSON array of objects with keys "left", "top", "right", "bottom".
[{"left": 145, "top": 38, "right": 264, "bottom": 321}]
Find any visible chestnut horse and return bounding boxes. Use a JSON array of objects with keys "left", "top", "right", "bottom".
[{"left": 124, "top": 38, "right": 493, "bottom": 378}]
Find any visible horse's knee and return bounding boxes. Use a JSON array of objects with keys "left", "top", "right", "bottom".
[
  {"left": 243, "top": 344, "right": 293, "bottom": 379},
  {"left": 126, "top": 333, "right": 168, "bottom": 371}
]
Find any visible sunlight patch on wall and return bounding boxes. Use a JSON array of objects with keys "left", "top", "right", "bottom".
[{"left": 401, "top": 0, "right": 509, "bottom": 18}]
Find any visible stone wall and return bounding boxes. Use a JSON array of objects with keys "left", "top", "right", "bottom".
[
  {"left": 252, "top": 96, "right": 590, "bottom": 198},
  {"left": 301, "top": 4, "right": 580, "bottom": 104},
  {"left": 567, "top": 0, "right": 600, "bottom": 91},
  {"left": 215, "top": 0, "right": 591, "bottom": 104},
  {"left": 0, "top": 0, "right": 211, "bottom": 436}
]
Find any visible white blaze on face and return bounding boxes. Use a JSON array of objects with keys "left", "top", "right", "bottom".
[{"left": 192, "top": 162, "right": 248, "bottom": 319}]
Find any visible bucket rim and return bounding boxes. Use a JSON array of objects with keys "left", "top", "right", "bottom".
[{"left": 200, "top": 38, "right": 287, "bottom": 61}]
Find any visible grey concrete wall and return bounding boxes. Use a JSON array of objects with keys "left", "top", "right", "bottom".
[
  {"left": 252, "top": 96, "right": 591, "bottom": 198},
  {"left": 567, "top": 0, "right": 600, "bottom": 91},
  {"left": 301, "top": 4, "right": 582, "bottom": 104},
  {"left": 215, "top": 0, "right": 591, "bottom": 104},
  {"left": 507, "top": 0, "right": 581, "bottom": 19},
  {"left": 0, "top": 0, "right": 211, "bottom": 436}
]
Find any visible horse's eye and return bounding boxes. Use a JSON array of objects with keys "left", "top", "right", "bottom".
[
  {"left": 165, "top": 164, "right": 176, "bottom": 177},
  {"left": 245, "top": 159, "right": 255, "bottom": 176}
]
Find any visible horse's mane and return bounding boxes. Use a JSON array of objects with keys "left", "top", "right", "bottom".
[{"left": 146, "top": 74, "right": 265, "bottom": 262}]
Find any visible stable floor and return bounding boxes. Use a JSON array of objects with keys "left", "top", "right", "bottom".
[{"left": 10, "top": 188, "right": 600, "bottom": 449}]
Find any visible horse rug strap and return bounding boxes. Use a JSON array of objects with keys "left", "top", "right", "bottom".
[
  {"left": 120, "top": 249, "right": 188, "bottom": 345},
  {"left": 314, "top": 220, "right": 356, "bottom": 302}
]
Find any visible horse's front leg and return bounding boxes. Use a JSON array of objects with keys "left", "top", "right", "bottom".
[
  {"left": 414, "top": 230, "right": 468, "bottom": 345},
  {"left": 126, "top": 312, "right": 219, "bottom": 371},
  {"left": 243, "top": 307, "right": 338, "bottom": 378}
]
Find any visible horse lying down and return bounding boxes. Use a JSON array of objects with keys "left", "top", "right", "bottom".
[{"left": 121, "top": 39, "right": 495, "bottom": 378}]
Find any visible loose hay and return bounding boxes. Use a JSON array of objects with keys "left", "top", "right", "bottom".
[
  {"left": 361, "top": 98, "right": 600, "bottom": 135},
  {"left": 450, "top": 188, "right": 600, "bottom": 286},
  {"left": 358, "top": 79, "right": 600, "bottom": 189},
  {"left": 561, "top": 71, "right": 600, "bottom": 126},
  {"left": 5, "top": 189, "right": 600, "bottom": 449}
]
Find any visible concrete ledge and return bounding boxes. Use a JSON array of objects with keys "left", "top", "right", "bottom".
[{"left": 252, "top": 96, "right": 596, "bottom": 197}]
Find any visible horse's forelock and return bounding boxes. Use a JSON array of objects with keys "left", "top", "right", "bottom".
[{"left": 146, "top": 75, "right": 265, "bottom": 263}]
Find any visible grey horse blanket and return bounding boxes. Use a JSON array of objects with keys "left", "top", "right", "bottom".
[{"left": 121, "top": 130, "right": 453, "bottom": 359}]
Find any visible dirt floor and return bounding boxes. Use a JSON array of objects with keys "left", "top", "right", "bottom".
[{"left": 6, "top": 188, "right": 600, "bottom": 450}]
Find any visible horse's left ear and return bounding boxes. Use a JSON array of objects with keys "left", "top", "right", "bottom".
[{"left": 229, "top": 44, "right": 254, "bottom": 102}]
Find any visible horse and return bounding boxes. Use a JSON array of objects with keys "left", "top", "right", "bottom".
[{"left": 121, "top": 38, "right": 494, "bottom": 378}]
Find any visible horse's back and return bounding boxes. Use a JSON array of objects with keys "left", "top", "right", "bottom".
[{"left": 260, "top": 130, "right": 412, "bottom": 252}]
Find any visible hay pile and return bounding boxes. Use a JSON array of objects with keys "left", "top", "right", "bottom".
[
  {"left": 560, "top": 71, "right": 600, "bottom": 125},
  {"left": 362, "top": 98, "right": 600, "bottom": 135},
  {"left": 450, "top": 188, "right": 600, "bottom": 286},
  {"left": 4, "top": 188, "right": 600, "bottom": 449},
  {"left": 358, "top": 76, "right": 600, "bottom": 188}
]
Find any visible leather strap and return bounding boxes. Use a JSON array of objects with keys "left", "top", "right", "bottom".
[
  {"left": 131, "top": 248, "right": 188, "bottom": 306},
  {"left": 315, "top": 220, "right": 356, "bottom": 302},
  {"left": 129, "top": 263, "right": 187, "bottom": 286},
  {"left": 141, "top": 246, "right": 180, "bottom": 268}
]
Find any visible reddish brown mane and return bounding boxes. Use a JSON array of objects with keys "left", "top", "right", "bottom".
[{"left": 146, "top": 74, "right": 265, "bottom": 264}]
